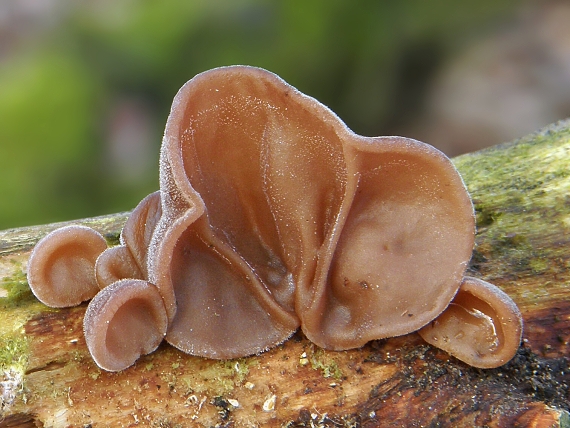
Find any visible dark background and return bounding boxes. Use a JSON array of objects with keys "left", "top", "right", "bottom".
[{"left": 1, "top": 0, "right": 569, "bottom": 229}]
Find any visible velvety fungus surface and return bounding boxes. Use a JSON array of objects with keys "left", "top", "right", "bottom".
[{"left": 26, "top": 66, "right": 523, "bottom": 371}]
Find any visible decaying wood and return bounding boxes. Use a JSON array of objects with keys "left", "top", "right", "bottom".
[{"left": 1, "top": 120, "right": 570, "bottom": 427}]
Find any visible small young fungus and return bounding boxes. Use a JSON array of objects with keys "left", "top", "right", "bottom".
[{"left": 27, "top": 66, "right": 523, "bottom": 371}]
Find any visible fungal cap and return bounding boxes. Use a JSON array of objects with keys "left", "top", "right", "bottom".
[
  {"left": 27, "top": 225, "right": 108, "bottom": 307},
  {"left": 119, "top": 191, "right": 162, "bottom": 278},
  {"left": 95, "top": 245, "right": 144, "bottom": 289},
  {"left": 418, "top": 276, "right": 523, "bottom": 368},
  {"left": 308, "top": 136, "right": 475, "bottom": 349},
  {"left": 150, "top": 65, "right": 476, "bottom": 357},
  {"left": 83, "top": 279, "right": 168, "bottom": 372}
]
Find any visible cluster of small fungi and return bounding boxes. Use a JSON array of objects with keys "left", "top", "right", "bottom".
[{"left": 27, "top": 66, "right": 523, "bottom": 372}]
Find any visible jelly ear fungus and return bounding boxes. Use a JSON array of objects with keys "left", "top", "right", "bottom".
[
  {"left": 418, "top": 276, "right": 523, "bottom": 368},
  {"left": 152, "top": 66, "right": 477, "bottom": 358},
  {"left": 26, "top": 66, "right": 523, "bottom": 371},
  {"left": 27, "top": 225, "right": 107, "bottom": 307}
]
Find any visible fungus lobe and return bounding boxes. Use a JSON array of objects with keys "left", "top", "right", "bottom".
[
  {"left": 26, "top": 66, "right": 523, "bottom": 371},
  {"left": 28, "top": 225, "right": 107, "bottom": 307},
  {"left": 418, "top": 276, "right": 523, "bottom": 368}
]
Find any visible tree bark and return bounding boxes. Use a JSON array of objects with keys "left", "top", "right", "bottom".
[{"left": 1, "top": 120, "right": 570, "bottom": 427}]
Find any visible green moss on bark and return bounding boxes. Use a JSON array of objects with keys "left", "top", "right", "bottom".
[{"left": 453, "top": 119, "right": 570, "bottom": 291}]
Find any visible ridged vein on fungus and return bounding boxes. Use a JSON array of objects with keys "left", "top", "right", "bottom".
[{"left": 26, "top": 66, "right": 523, "bottom": 371}]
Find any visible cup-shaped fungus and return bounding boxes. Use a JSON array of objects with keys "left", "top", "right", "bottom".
[
  {"left": 150, "top": 66, "right": 477, "bottom": 360},
  {"left": 26, "top": 66, "right": 523, "bottom": 371},
  {"left": 84, "top": 279, "right": 168, "bottom": 371},
  {"left": 418, "top": 276, "right": 523, "bottom": 368},
  {"left": 28, "top": 225, "right": 107, "bottom": 307},
  {"left": 95, "top": 191, "right": 162, "bottom": 289}
]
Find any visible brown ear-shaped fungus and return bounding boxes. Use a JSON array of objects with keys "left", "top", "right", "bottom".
[
  {"left": 145, "top": 66, "right": 475, "bottom": 359},
  {"left": 418, "top": 276, "right": 523, "bottom": 368},
  {"left": 95, "top": 192, "right": 162, "bottom": 288},
  {"left": 303, "top": 137, "right": 475, "bottom": 350},
  {"left": 27, "top": 225, "right": 108, "bottom": 307},
  {"left": 83, "top": 279, "right": 168, "bottom": 371},
  {"left": 27, "top": 66, "right": 517, "bottom": 371},
  {"left": 119, "top": 191, "right": 162, "bottom": 279},
  {"left": 95, "top": 246, "right": 143, "bottom": 289},
  {"left": 151, "top": 66, "right": 337, "bottom": 357}
]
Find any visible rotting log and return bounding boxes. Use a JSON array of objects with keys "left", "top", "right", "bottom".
[{"left": 1, "top": 120, "right": 570, "bottom": 428}]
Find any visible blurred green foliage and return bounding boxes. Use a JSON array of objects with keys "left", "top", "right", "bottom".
[{"left": 0, "top": 0, "right": 520, "bottom": 229}]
